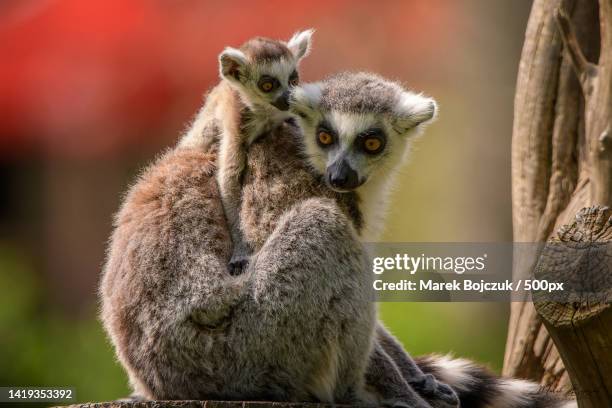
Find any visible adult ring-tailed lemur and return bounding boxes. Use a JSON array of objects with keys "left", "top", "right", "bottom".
[{"left": 100, "top": 32, "right": 576, "bottom": 408}]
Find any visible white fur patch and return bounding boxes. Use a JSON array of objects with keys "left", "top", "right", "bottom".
[
  {"left": 288, "top": 28, "right": 314, "bottom": 59},
  {"left": 328, "top": 111, "right": 378, "bottom": 141},
  {"left": 395, "top": 92, "right": 438, "bottom": 127},
  {"left": 292, "top": 83, "right": 322, "bottom": 112},
  {"left": 218, "top": 47, "right": 247, "bottom": 80},
  {"left": 485, "top": 379, "right": 540, "bottom": 408},
  {"left": 558, "top": 401, "right": 577, "bottom": 408},
  {"left": 431, "top": 355, "right": 477, "bottom": 391},
  {"left": 258, "top": 58, "right": 296, "bottom": 84}
]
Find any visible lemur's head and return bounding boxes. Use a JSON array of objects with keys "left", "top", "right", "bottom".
[
  {"left": 290, "top": 72, "right": 437, "bottom": 192},
  {"left": 219, "top": 30, "right": 314, "bottom": 111}
]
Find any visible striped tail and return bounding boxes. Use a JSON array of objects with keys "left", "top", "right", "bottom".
[{"left": 415, "top": 354, "right": 576, "bottom": 408}]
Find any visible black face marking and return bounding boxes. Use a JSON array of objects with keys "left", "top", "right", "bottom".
[
  {"left": 258, "top": 75, "right": 280, "bottom": 93},
  {"left": 271, "top": 90, "right": 290, "bottom": 111},
  {"left": 327, "top": 159, "right": 361, "bottom": 191},
  {"left": 289, "top": 70, "right": 299, "bottom": 87},
  {"left": 356, "top": 128, "right": 386, "bottom": 155}
]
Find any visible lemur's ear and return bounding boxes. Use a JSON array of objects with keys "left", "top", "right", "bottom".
[
  {"left": 289, "top": 83, "right": 322, "bottom": 121},
  {"left": 288, "top": 29, "right": 314, "bottom": 60},
  {"left": 219, "top": 47, "right": 248, "bottom": 83},
  {"left": 391, "top": 92, "right": 438, "bottom": 134}
]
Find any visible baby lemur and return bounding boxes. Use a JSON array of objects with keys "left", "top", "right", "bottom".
[{"left": 180, "top": 30, "right": 313, "bottom": 275}]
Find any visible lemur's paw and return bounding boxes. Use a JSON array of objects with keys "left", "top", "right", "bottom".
[
  {"left": 413, "top": 374, "right": 459, "bottom": 408},
  {"left": 228, "top": 254, "right": 250, "bottom": 276}
]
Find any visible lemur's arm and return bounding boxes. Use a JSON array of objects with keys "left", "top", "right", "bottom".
[
  {"left": 217, "top": 125, "right": 251, "bottom": 275},
  {"left": 217, "top": 99, "right": 254, "bottom": 275},
  {"left": 376, "top": 324, "right": 459, "bottom": 408}
]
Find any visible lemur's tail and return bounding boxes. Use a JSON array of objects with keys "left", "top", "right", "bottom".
[{"left": 415, "top": 354, "right": 576, "bottom": 408}]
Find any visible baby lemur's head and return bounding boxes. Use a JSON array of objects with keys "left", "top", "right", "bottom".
[
  {"left": 219, "top": 30, "right": 314, "bottom": 111},
  {"left": 290, "top": 72, "right": 437, "bottom": 192}
]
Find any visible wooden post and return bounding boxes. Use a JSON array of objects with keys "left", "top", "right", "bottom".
[
  {"left": 535, "top": 207, "right": 612, "bottom": 408},
  {"left": 506, "top": 0, "right": 612, "bottom": 406}
]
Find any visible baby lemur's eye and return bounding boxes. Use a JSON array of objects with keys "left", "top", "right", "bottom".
[
  {"left": 289, "top": 71, "right": 299, "bottom": 87},
  {"left": 258, "top": 76, "right": 279, "bottom": 93},
  {"left": 317, "top": 129, "right": 335, "bottom": 147},
  {"left": 359, "top": 130, "right": 386, "bottom": 155}
]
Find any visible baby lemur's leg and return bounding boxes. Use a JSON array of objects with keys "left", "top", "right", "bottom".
[
  {"left": 231, "top": 198, "right": 378, "bottom": 405},
  {"left": 217, "top": 131, "right": 251, "bottom": 275},
  {"left": 376, "top": 325, "right": 459, "bottom": 408},
  {"left": 366, "top": 343, "right": 433, "bottom": 408}
]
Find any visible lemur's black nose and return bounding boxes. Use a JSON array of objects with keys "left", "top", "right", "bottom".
[
  {"left": 272, "top": 91, "right": 290, "bottom": 111},
  {"left": 328, "top": 160, "right": 359, "bottom": 190}
]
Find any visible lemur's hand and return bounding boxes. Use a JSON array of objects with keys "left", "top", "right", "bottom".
[
  {"left": 228, "top": 253, "right": 250, "bottom": 276},
  {"left": 411, "top": 374, "right": 459, "bottom": 408},
  {"left": 228, "top": 240, "right": 252, "bottom": 276}
]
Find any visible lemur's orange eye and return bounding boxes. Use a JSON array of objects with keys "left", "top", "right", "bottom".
[
  {"left": 318, "top": 131, "right": 334, "bottom": 146},
  {"left": 258, "top": 76, "right": 279, "bottom": 93},
  {"left": 364, "top": 138, "right": 382, "bottom": 152}
]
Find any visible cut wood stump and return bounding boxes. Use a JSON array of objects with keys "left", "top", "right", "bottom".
[{"left": 534, "top": 206, "right": 612, "bottom": 408}]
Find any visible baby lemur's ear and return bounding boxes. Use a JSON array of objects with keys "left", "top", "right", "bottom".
[
  {"left": 391, "top": 92, "right": 438, "bottom": 135},
  {"left": 219, "top": 47, "right": 248, "bottom": 83},
  {"left": 288, "top": 29, "right": 315, "bottom": 60},
  {"left": 289, "top": 83, "right": 322, "bottom": 121}
]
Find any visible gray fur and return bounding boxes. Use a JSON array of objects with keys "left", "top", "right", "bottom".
[{"left": 101, "top": 146, "right": 377, "bottom": 403}]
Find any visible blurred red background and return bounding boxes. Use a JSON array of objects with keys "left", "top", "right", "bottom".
[
  {"left": 1, "top": 0, "right": 477, "bottom": 311},
  {"left": 0, "top": 0, "right": 457, "bottom": 158}
]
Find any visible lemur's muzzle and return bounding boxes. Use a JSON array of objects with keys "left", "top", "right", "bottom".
[
  {"left": 327, "top": 160, "right": 361, "bottom": 191},
  {"left": 271, "top": 91, "right": 290, "bottom": 111}
]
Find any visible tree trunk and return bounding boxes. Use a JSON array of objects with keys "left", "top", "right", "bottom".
[{"left": 505, "top": 0, "right": 612, "bottom": 406}]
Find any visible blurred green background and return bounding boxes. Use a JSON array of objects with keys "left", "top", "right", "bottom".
[{"left": 0, "top": 0, "right": 531, "bottom": 404}]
